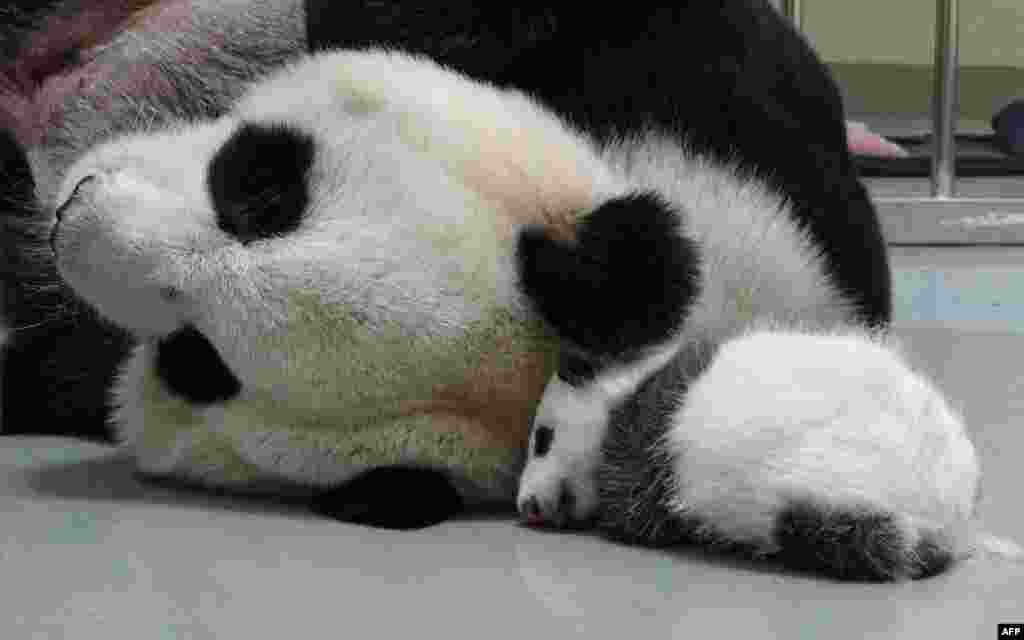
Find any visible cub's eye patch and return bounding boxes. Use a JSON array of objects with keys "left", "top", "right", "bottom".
[
  {"left": 207, "top": 122, "right": 315, "bottom": 244},
  {"left": 557, "top": 352, "right": 598, "bottom": 387},
  {"left": 533, "top": 425, "right": 554, "bottom": 457}
]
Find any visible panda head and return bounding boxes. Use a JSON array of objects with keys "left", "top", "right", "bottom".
[{"left": 47, "top": 49, "right": 620, "bottom": 494}]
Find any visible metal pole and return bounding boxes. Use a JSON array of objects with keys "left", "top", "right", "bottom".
[
  {"left": 782, "top": 0, "right": 803, "bottom": 31},
  {"left": 932, "top": 0, "right": 960, "bottom": 199}
]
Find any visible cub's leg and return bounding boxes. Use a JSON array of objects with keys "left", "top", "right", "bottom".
[{"left": 599, "top": 328, "right": 985, "bottom": 581}]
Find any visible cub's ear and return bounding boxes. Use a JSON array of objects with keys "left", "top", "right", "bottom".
[
  {"left": 516, "top": 192, "right": 701, "bottom": 359},
  {"left": 207, "top": 123, "right": 315, "bottom": 244}
]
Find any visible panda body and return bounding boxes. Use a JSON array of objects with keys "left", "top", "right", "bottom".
[
  {"left": 44, "top": 48, "right": 1009, "bottom": 579},
  {"left": 591, "top": 326, "right": 983, "bottom": 581},
  {"left": 513, "top": 177, "right": 999, "bottom": 579},
  {"left": 55, "top": 49, "right": 630, "bottom": 500},
  {"left": 3, "top": 1, "right": 891, "bottom": 446},
  {"left": 511, "top": 132, "right": 1002, "bottom": 578},
  {"left": 50, "top": 47, "right": 857, "bottom": 501},
  {"left": 1, "top": 0, "right": 307, "bottom": 440}
]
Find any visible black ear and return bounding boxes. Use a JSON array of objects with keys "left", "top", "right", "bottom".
[
  {"left": 516, "top": 192, "right": 701, "bottom": 359},
  {"left": 312, "top": 467, "right": 464, "bottom": 530},
  {"left": 207, "top": 123, "right": 315, "bottom": 244}
]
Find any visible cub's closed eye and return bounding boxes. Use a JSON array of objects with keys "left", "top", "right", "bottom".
[
  {"left": 558, "top": 352, "right": 598, "bottom": 387},
  {"left": 533, "top": 425, "right": 554, "bottom": 457}
]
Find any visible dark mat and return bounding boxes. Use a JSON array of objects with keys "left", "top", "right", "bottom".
[
  {"left": 856, "top": 101, "right": 1024, "bottom": 177},
  {"left": 855, "top": 135, "right": 1024, "bottom": 177}
]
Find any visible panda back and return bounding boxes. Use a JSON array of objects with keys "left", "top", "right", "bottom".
[{"left": 602, "top": 135, "right": 856, "bottom": 346}]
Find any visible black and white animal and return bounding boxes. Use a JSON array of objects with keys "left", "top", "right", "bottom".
[
  {"left": 1, "top": 0, "right": 307, "bottom": 439},
  {"left": 509, "top": 123, "right": 1024, "bottom": 580},
  {"left": 18, "top": 1, "right": 997, "bottom": 571},
  {"left": 0, "top": 0, "right": 895, "bottom": 532},
  {"left": 5, "top": 0, "right": 1018, "bottom": 581},
  {"left": 2, "top": 1, "right": 887, "bottom": 444},
  {"left": 42, "top": 45, "right": 1019, "bottom": 579}
]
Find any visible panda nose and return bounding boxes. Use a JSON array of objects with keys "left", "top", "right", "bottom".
[{"left": 55, "top": 174, "right": 98, "bottom": 222}]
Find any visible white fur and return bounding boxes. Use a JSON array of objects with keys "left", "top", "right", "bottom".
[
  {"left": 518, "top": 342, "right": 681, "bottom": 523},
  {"left": 53, "top": 50, "right": 622, "bottom": 347},
  {"left": 511, "top": 136, "right": 1018, "bottom": 575},
  {"left": 44, "top": 48, "right": 1011, "bottom": 571},
  {"left": 49, "top": 50, "right": 628, "bottom": 495},
  {"left": 517, "top": 139, "right": 853, "bottom": 526},
  {"left": 604, "top": 137, "right": 854, "bottom": 346},
  {"left": 664, "top": 327, "right": 978, "bottom": 554}
]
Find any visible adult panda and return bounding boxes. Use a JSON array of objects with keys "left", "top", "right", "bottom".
[
  {"left": 2, "top": 2, "right": 888, "bottom": 443},
  {"left": 47, "top": 48, "right": 1016, "bottom": 581},
  {"left": 5, "top": 3, "right": 895, "bottom": 536}
]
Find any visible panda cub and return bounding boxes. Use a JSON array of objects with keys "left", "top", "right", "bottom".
[
  {"left": 513, "top": 139, "right": 1001, "bottom": 581},
  {"left": 46, "top": 48, "right": 1008, "bottom": 579}
]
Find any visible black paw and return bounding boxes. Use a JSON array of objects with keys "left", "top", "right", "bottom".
[{"left": 311, "top": 467, "right": 464, "bottom": 530}]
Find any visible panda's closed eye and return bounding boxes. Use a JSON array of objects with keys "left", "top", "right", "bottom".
[{"left": 207, "top": 122, "right": 315, "bottom": 244}]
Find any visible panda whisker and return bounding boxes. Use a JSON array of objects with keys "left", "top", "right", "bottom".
[{"left": 4, "top": 318, "right": 61, "bottom": 332}]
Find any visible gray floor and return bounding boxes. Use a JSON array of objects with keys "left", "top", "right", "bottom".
[{"left": 2, "top": 246, "right": 1024, "bottom": 638}]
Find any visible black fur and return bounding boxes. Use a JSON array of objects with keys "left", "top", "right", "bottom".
[
  {"left": 517, "top": 192, "right": 701, "bottom": 360},
  {"left": 1, "top": 314, "right": 132, "bottom": 441},
  {"left": 312, "top": 467, "right": 464, "bottom": 530},
  {"left": 306, "top": 4, "right": 561, "bottom": 83},
  {"left": 596, "top": 340, "right": 718, "bottom": 546},
  {"left": 307, "top": 0, "right": 891, "bottom": 327},
  {"left": 4, "top": 1, "right": 890, "bottom": 448},
  {"left": 1, "top": 129, "right": 133, "bottom": 440},
  {"left": 155, "top": 325, "right": 241, "bottom": 405},
  {"left": 911, "top": 532, "right": 956, "bottom": 579},
  {"left": 207, "top": 123, "right": 315, "bottom": 244},
  {"left": 596, "top": 336, "right": 958, "bottom": 581},
  {"left": 597, "top": 339, "right": 954, "bottom": 581},
  {"left": 774, "top": 500, "right": 953, "bottom": 581},
  {"left": 556, "top": 351, "right": 598, "bottom": 387}
]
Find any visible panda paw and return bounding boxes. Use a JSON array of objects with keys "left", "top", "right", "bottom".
[
  {"left": 312, "top": 467, "right": 464, "bottom": 530},
  {"left": 517, "top": 451, "right": 600, "bottom": 529}
]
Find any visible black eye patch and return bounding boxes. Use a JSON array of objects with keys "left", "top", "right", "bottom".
[
  {"left": 156, "top": 325, "right": 241, "bottom": 405},
  {"left": 533, "top": 425, "right": 554, "bottom": 457},
  {"left": 207, "top": 122, "right": 316, "bottom": 244}
]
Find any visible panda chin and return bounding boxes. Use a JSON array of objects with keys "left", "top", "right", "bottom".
[{"left": 154, "top": 324, "right": 242, "bottom": 405}]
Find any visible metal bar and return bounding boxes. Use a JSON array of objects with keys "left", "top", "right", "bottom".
[
  {"left": 782, "top": 0, "right": 803, "bottom": 31},
  {"left": 931, "top": 0, "right": 960, "bottom": 198}
]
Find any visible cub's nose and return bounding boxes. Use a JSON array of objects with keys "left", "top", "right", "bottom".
[{"left": 55, "top": 174, "right": 98, "bottom": 222}]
